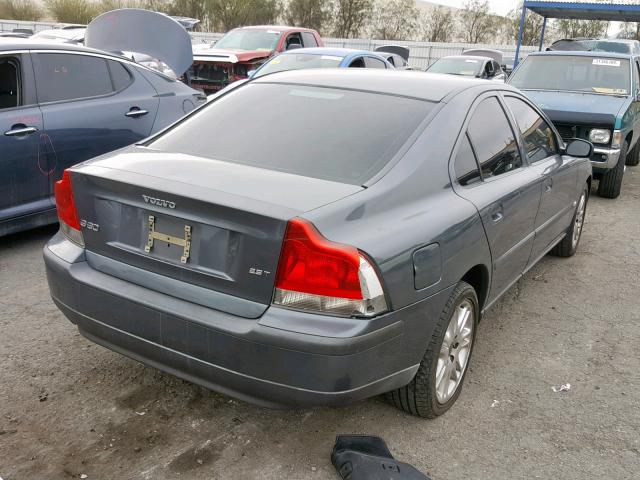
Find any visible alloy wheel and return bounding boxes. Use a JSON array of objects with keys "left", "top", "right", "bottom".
[
  {"left": 435, "top": 298, "right": 475, "bottom": 404},
  {"left": 572, "top": 192, "right": 587, "bottom": 249}
]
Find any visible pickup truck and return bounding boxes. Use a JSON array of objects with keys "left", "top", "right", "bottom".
[
  {"left": 509, "top": 50, "right": 640, "bottom": 198},
  {"left": 189, "top": 25, "right": 324, "bottom": 94}
]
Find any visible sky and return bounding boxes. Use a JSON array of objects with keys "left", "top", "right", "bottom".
[{"left": 424, "top": 0, "right": 624, "bottom": 34}]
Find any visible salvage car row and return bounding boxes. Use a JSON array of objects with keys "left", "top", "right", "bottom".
[{"left": 1, "top": 10, "right": 637, "bottom": 419}]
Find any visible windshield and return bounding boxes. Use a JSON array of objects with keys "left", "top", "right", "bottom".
[
  {"left": 214, "top": 29, "right": 281, "bottom": 51},
  {"left": 510, "top": 55, "right": 631, "bottom": 96},
  {"left": 255, "top": 53, "right": 344, "bottom": 77},
  {"left": 427, "top": 58, "right": 482, "bottom": 76},
  {"left": 581, "top": 40, "right": 632, "bottom": 54},
  {"left": 151, "top": 84, "right": 434, "bottom": 185}
]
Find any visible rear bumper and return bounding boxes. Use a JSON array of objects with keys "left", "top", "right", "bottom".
[
  {"left": 591, "top": 147, "right": 621, "bottom": 170},
  {"left": 44, "top": 234, "right": 453, "bottom": 408}
]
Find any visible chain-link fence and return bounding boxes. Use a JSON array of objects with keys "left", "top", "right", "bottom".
[
  {"left": 3, "top": 19, "right": 538, "bottom": 69},
  {"left": 0, "top": 18, "right": 58, "bottom": 33},
  {"left": 189, "top": 32, "right": 539, "bottom": 69}
]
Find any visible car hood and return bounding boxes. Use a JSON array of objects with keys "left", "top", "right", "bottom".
[
  {"left": 520, "top": 89, "right": 628, "bottom": 126},
  {"left": 191, "top": 46, "right": 272, "bottom": 63}
]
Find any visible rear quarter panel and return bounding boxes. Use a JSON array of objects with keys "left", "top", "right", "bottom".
[{"left": 136, "top": 67, "right": 204, "bottom": 133}]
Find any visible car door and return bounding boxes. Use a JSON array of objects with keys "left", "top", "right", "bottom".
[
  {"left": 32, "top": 51, "right": 160, "bottom": 194},
  {"left": 632, "top": 58, "right": 640, "bottom": 147},
  {"left": 452, "top": 94, "right": 541, "bottom": 304},
  {"left": 0, "top": 52, "right": 48, "bottom": 224},
  {"left": 503, "top": 94, "right": 578, "bottom": 265}
]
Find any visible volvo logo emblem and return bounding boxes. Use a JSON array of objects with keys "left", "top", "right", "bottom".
[{"left": 142, "top": 195, "right": 176, "bottom": 209}]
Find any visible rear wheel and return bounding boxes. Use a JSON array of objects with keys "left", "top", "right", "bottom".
[
  {"left": 598, "top": 140, "right": 627, "bottom": 198},
  {"left": 626, "top": 140, "right": 640, "bottom": 166},
  {"left": 386, "top": 282, "right": 478, "bottom": 418},
  {"left": 550, "top": 185, "right": 588, "bottom": 258}
]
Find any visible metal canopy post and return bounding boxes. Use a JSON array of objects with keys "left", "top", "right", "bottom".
[
  {"left": 514, "top": 5, "right": 527, "bottom": 69},
  {"left": 539, "top": 16, "right": 547, "bottom": 51}
]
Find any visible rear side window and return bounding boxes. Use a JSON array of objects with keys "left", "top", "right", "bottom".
[
  {"left": 34, "top": 53, "right": 112, "bottom": 103},
  {"left": 0, "top": 57, "right": 19, "bottom": 109},
  {"left": 301, "top": 32, "right": 318, "bottom": 48},
  {"left": 151, "top": 83, "right": 434, "bottom": 185},
  {"left": 107, "top": 60, "right": 133, "bottom": 91},
  {"left": 467, "top": 97, "right": 522, "bottom": 178},
  {"left": 365, "top": 57, "right": 387, "bottom": 69},
  {"left": 454, "top": 133, "right": 481, "bottom": 186},
  {"left": 505, "top": 96, "right": 558, "bottom": 163}
]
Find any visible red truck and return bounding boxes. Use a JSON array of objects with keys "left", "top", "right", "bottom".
[{"left": 189, "top": 25, "right": 324, "bottom": 94}]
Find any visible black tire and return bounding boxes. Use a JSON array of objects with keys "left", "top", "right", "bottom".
[
  {"left": 550, "top": 184, "right": 588, "bottom": 258},
  {"left": 598, "top": 141, "right": 627, "bottom": 198},
  {"left": 386, "top": 281, "right": 478, "bottom": 418},
  {"left": 626, "top": 140, "right": 640, "bottom": 166}
]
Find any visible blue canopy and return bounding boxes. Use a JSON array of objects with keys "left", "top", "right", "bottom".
[{"left": 515, "top": 1, "right": 640, "bottom": 67}]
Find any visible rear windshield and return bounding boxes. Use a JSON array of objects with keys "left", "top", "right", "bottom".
[
  {"left": 150, "top": 83, "right": 433, "bottom": 185},
  {"left": 582, "top": 40, "right": 632, "bottom": 54},
  {"left": 510, "top": 55, "right": 631, "bottom": 96},
  {"left": 256, "top": 53, "right": 344, "bottom": 77},
  {"left": 428, "top": 58, "right": 482, "bottom": 77},
  {"left": 214, "top": 29, "right": 281, "bottom": 51}
]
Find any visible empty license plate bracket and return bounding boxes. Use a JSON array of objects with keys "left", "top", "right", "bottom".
[{"left": 144, "top": 215, "right": 192, "bottom": 263}]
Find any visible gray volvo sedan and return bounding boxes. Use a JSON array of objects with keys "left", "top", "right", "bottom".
[{"left": 44, "top": 70, "right": 593, "bottom": 418}]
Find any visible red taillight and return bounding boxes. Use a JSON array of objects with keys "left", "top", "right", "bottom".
[
  {"left": 275, "top": 218, "right": 362, "bottom": 300},
  {"left": 273, "top": 219, "right": 388, "bottom": 318},
  {"left": 54, "top": 170, "right": 80, "bottom": 230}
]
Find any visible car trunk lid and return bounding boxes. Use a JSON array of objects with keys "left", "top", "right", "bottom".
[{"left": 70, "top": 147, "right": 362, "bottom": 318}]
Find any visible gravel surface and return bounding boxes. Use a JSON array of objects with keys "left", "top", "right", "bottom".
[{"left": 1, "top": 170, "right": 639, "bottom": 480}]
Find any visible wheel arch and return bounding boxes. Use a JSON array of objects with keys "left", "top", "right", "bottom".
[{"left": 460, "top": 264, "right": 490, "bottom": 314}]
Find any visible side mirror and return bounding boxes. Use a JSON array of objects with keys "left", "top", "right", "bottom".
[
  {"left": 565, "top": 138, "right": 593, "bottom": 158},
  {"left": 247, "top": 69, "right": 256, "bottom": 78},
  {"left": 286, "top": 43, "right": 301, "bottom": 51}
]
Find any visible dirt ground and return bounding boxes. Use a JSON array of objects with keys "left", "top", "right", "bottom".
[{"left": 1, "top": 169, "right": 639, "bottom": 480}]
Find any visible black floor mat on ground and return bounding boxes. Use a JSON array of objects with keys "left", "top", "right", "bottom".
[{"left": 331, "top": 435, "right": 432, "bottom": 480}]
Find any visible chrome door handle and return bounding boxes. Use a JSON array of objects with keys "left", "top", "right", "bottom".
[
  {"left": 125, "top": 109, "right": 148, "bottom": 118},
  {"left": 4, "top": 126, "right": 38, "bottom": 136},
  {"left": 491, "top": 212, "right": 504, "bottom": 223},
  {"left": 544, "top": 178, "right": 553, "bottom": 192}
]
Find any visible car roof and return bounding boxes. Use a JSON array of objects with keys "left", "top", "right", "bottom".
[
  {"left": 529, "top": 50, "right": 632, "bottom": 59},
  {"left": 252, "top": 68, "right": 513, "bottom": 102},
  {"left": 279, "top": 47, "right": 380, "bottom": 57},
  {"left": 233, "top": 25, "right": 317, "bottom": 34}
]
